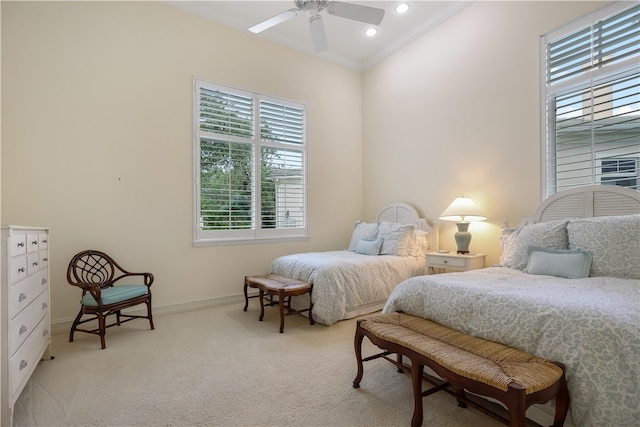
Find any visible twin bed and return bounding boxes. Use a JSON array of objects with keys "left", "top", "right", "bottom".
[
  {"left": 268, "top": 202, "right": 436, "bottom": 325},
  {"left": 264, "top": 185, "right": 639, "bottom": 427},
  {"left": 382, "top": 186, "right": 639, "bottom": 427}
]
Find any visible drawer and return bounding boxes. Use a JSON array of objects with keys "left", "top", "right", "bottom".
[
  {"left": 8, "top": 234, "right": 28, "bottom": 257},
  {"left": 39, "top": 249, "right": 49, "bottom": 270},
  {"left": 8, "top": 270, "right": 48, "bottom": 320},
  {"left": 10, "top": 314, "right": 50, "bottom": 402},
  {"left": 426, "top": 256, "right": 467, "bottom": 269},
  {"left": 9, "top": 289, "right": 49, "bottom": 355},
  {"left": 8, "top": 255, "right": 28, "bottom": 285},
  {"left": 38, "top": 233, "right": 49, "bottom": 250},
  {"left": 26, "top": 233, "right": 40, "bottom": 253},
  {"left": 27, "top": 252, "right": 41, "bottom": 275}
]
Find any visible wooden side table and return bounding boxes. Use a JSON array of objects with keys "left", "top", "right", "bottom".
[{"left": 425, "top": 252, "right": 486, "bottom": 274}]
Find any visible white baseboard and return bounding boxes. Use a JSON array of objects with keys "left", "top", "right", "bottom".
[{"left": 50, "top": 292, "right": 251, "bottom": 336}]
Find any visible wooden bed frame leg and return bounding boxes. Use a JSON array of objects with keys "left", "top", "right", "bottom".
[
  {"left": 353, "top": 321, "right": 365, "bottom": 388},
  {"left": 410, "top": 360, "right": 424, "bottom": 427},
  {"left": 243, "top": 276, "right": 249, "bottom": 311}
]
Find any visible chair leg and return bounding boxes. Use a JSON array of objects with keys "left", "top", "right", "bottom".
[
  {"left": 146, "top": 296, "right": 155, "bottom": 330},
  {"left": 97, "top": 311, "right": 107, "bottom": 350},
  {"left": 243, "top": 277, "right": 249, "bottom": 311},
  {"left": 69, "top": 308, "right": 84, "bottom": 343}
]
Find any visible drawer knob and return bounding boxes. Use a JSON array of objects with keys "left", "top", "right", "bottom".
[
  {"left": 43, "top": 329, "right": 49, "bottom": 337},
  {"left": 32, "top": 240, "right": 38, "bottom": 246},
  {"left": 18, "top": 267, "right": 25, "bottom": 274},
  {"left": 19, "top": 325, "right": 28, "bottom": 335},
  {"left": 443, "top": 260, "right": 448, "bottom": 264},
  {"left": 18, "top": 293, "right": 27, "bottom": 302},
  {"left": 42, "top": 239, "right": 48, "bottom": 244},
  {"left": 42, "top": 303, "right": 48, "bottom": 309},
  {"left": 43, "top": 257, "right": 49, "bottom": 262},
  {"left": 19, "top": 360, "right": 28, "bottom": 370},
  {"left": 17, "top": 242, "right": 25, "bottom": 248},
  {"left": 42, "top": 278, "right": 48, "bottom": 285},
  {"left": 32, "top": 261, "right": 39, "bottom": 267}
]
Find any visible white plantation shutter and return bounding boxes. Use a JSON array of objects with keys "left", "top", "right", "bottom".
[
  {"left": 194, "top": 79, "right": 307, "bottom": 244},
  {"left": 542, "top": 3, "right": 640, "bottom": 198}
]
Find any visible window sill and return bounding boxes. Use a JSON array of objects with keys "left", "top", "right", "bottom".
[{"left": 193, "top": 235, "right": 310, "bottom": 248}]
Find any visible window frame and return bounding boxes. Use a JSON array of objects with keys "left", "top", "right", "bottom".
[
  {"left": 193, "top": 78, "right": 309, "bottom": 246},
  {"left": 540, "top": 2, "right": 640, "bottom": 200}
]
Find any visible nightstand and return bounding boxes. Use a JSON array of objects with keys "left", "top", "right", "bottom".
[{"left": 425, "top": 252, "right": 486, "bottom": 274}]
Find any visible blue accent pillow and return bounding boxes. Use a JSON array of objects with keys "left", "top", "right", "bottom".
[
  {"left": 355, "top": 238, "right": 383, "bottom": 256},
  {"left": 525, "top": 246, "right": 592, "bottom": 279}
]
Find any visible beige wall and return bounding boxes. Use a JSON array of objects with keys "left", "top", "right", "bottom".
[
  {"left": 362, "top": 0, "right": 608, "bottom": 265},
  {"left": 1, "top": 1, "right": 363, "bottom": 324},
  {"left": 1, "top": 1, "right": 612, "bottom": 325}
]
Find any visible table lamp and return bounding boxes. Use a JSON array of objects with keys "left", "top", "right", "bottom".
[{"left": 439, "top": 197, "right": 486, "bottom": 254}]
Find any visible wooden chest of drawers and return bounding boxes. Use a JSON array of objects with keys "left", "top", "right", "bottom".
[{"left": 1, "top": 225, "right": 52, "bottom": 426}]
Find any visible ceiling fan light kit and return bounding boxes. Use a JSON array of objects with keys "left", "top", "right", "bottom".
[{"left": 248, "top": 0, "right": 385, "bottom": 53}]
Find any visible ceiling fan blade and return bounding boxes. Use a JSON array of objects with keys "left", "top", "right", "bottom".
[
  {"left": 248, "top": 8, "right": 299, "bottom": 33},
  {"left": 309, "top": 14, "right": 328, "bottom": 53},
  {"left": 326, "top": 1, "right": 385, "bottom": 25}
]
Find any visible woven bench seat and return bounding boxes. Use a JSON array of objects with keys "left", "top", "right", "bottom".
[
  {"left": 243, "top": 274, "right": 314, "bottom": 333},
  {"left": 353, "top": 313, "right": 569, "bottom": 427}
]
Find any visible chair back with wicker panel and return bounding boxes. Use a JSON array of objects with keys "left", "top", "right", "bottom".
[{"left": 67, "top": 250, "right": 154, "bottom": 349}]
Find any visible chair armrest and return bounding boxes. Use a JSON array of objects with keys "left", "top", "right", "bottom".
[{"left": 113, "top": 272, "right": 154, "bottom": 287}]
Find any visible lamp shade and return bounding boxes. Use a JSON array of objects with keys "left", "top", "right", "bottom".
[{"left": 439, "top": 197, "right": 486, "bottom": 222}]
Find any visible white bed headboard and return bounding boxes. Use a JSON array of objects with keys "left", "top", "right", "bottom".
[
  {"left": 522, "top": 185, "right": 640, "bottom": 224},
  {"left": 376, "top": 202, "right": 439, "bottom": 250}
]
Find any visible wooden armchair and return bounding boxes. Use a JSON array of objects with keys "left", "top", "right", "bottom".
[{"left": 67, "top": 250, "right": 154, "bottom": 349}]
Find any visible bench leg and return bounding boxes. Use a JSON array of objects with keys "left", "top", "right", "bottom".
[
  {"left": 278, "top": 288, "right": 286, "bottom": 333},
  {"left": 308, "top": 287, "right": 315, "bottom": 326},
  {"left": 352, "top": 322, "right": 365, "bottom": 388},
  {"left": 258, "top": 289, "right": 265, "bottom": 321},
  {"left": 552, "top": 373, "right": 570, "bottom": 427},
  {"left": 507, "top": 387, "right": 527, "bottom": 427},
  {"left": 243, "top": 277, "right": 249, "bottom": 311},
  {"left": 410, "top": 360, "right": 424, "bottom": 427}
]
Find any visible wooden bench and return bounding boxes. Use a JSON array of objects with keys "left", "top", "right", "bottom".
[
  {"left": 353, "top": 313, "right": 569, "bottom": 427},
  {"left": 243, "top": 274, "right": 314, "bottom": 333}
]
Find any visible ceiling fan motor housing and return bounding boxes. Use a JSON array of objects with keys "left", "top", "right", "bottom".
[{"left": 295, "top": 1, "right": 329, "bottom": 14}]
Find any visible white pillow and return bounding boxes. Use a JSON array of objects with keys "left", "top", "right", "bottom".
[
  {"left": 377, "top": 222, "right": 416, "bottom": 256},
  {"left": 567, "top": 214, "right": 640, "bottom": 279},
  {"left": 355, "top": 238, "right": 383, "bottom": 256},
  {"left": 348, "top": 221, "right": 378, "bottom": 251},
  {"left": 500, "top": 219, "right": 569, "bottom": 270}
]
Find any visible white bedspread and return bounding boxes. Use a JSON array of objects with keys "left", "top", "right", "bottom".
[
  {"left": 382, "top": 267, "right": 639, "bottom": 427},
  {"left": 268, "top": 251, "right": 425, "bottom": 325}
]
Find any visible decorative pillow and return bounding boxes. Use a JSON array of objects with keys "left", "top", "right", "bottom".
[
  {"left": 412, "top": 230, "right": 430, "bottom": 256},
  {"left": 377, "top": 222, "right": 416, "bottom": 256},
  {"left": 347, "top": 221, "right": 378, "bottom": 251},
  {"left": 566, "top": 214, "right": 640, "bottom": 279},
  {"left": 355, "top": 238, "right": 383, "bottom": 256},
  {"left": 500, "top": 219, "right": 569, "bottom": 270},
  {"left": 525, "top": 246, "right": 592, "bottom": 279}
]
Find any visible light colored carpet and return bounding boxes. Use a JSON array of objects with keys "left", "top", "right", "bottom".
[{"left": 14, "top": 302, "right": 510, "bottom": 427}]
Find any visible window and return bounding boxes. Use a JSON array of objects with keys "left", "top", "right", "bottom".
[
  {"left": 194, "top": 79, "right": 307, "bottom": 244},
  {"left": 541, "top": 3, "right": 640, "bottom": 198}
]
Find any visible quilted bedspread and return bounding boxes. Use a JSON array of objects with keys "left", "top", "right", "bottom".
[
  {"left": 268, "top": 251, "right": 425, "bottom": 325},
  {"left": 382, "top": 266, "right": 640, "bottom": 427}
]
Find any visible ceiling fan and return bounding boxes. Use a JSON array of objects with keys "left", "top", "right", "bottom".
[{"left": 248, "top": 1, "right": 385, "bottom": 54}]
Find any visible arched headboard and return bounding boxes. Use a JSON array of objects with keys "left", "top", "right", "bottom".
[
  {"left": 376, "top": 202, "right": 439, "bottom": 250},
  {"left": 523, "top": 185, "right": 640, "bottom": 224}
]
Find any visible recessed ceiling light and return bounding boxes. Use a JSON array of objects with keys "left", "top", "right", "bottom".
[
  {"left": 395, "top": 3, "right": 410, "bottom": 14},
  {"left": 365, "top": 28, "right": 378, "bottom": 37}
]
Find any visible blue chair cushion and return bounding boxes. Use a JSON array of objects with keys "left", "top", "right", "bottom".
[{"left": 82, "top": 285, "right": 149, "bottom": 307}]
